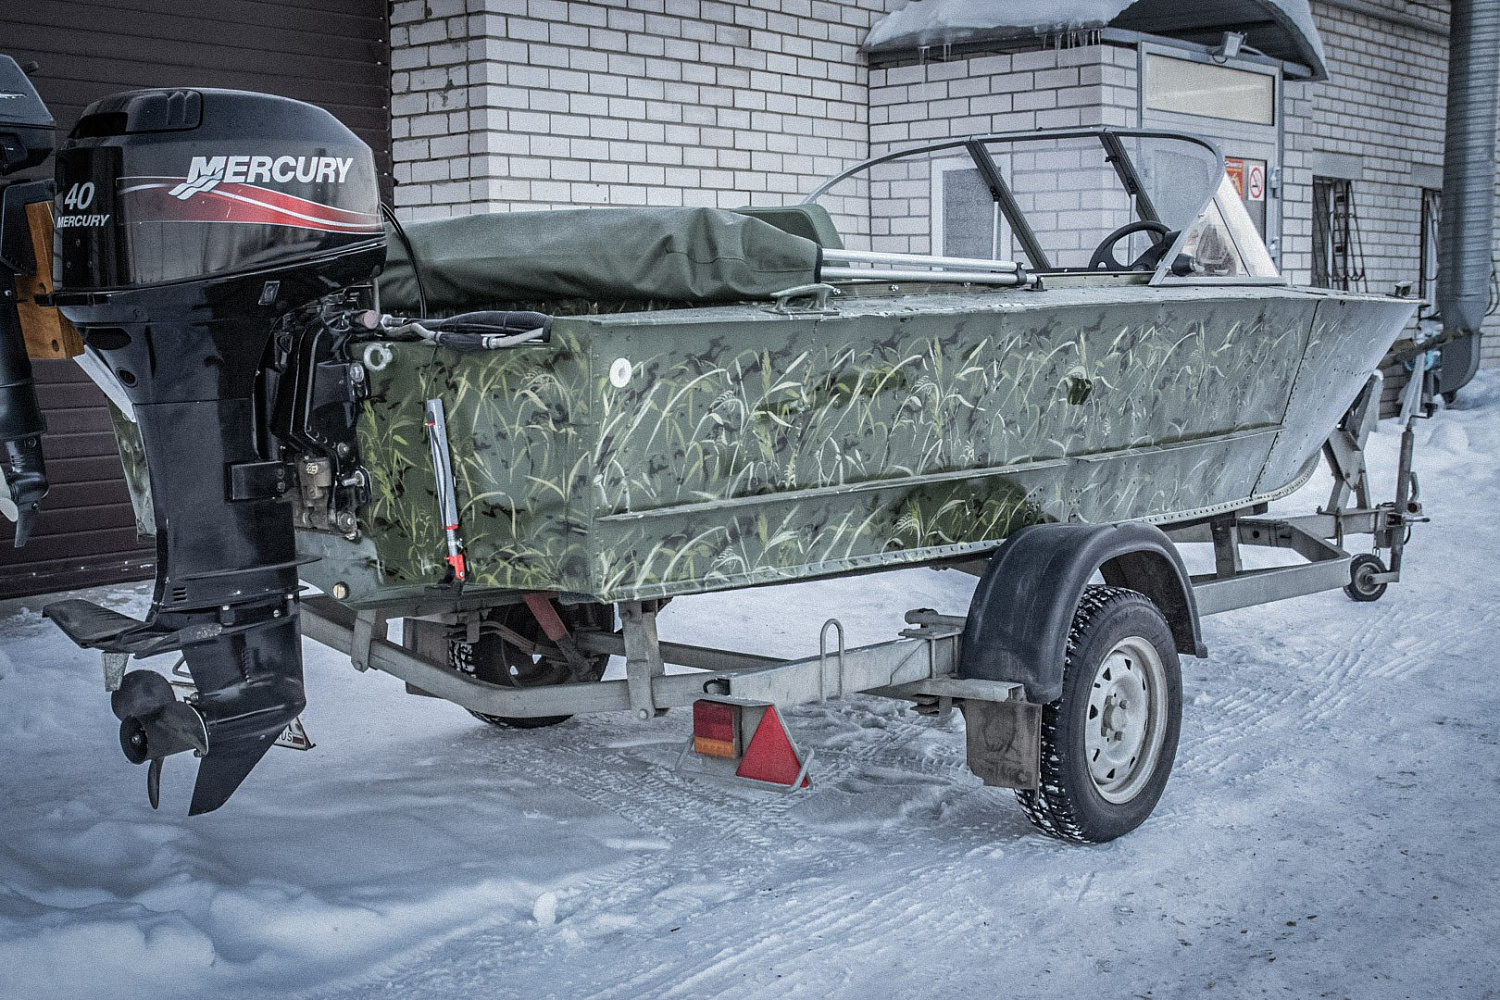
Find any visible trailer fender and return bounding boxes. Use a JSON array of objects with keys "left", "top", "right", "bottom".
[{"left": 959, "top": 522, "right": 1205, "bottom": 704}]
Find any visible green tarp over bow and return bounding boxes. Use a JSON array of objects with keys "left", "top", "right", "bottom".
[{"left": 378, "top": 207, "right": 821, "bottom": 312}]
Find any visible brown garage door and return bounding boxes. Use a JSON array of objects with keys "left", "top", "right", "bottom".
[{"left": 0, "top": 1, "right": 390, "bottom": 600}]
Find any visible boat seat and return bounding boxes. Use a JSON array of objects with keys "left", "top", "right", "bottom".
[{"left": 732, "top": 204, "right": 844, "bottom": 249}]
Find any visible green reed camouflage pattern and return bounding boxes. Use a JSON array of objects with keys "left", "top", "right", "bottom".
[
  {"left": 246, "top": 281, "right": 1407, "bottom": 606},
  {"left": 108, "top": 400, "right": 154, "bottom": 538}
]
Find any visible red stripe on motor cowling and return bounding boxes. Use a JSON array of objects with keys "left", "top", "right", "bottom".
[
  {"left": 206, "top": 182, "right": 380, "bottom": 227},
  {"left": 122, "top": 183, "right": 382, "bottom": 234}
]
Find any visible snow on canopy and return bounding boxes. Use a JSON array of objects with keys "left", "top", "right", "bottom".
[{"left": 864, "top": 0, "right": 1329, "bottom": 81}]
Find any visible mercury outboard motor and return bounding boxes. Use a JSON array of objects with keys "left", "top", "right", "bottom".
[
  {"left": 0, "top": 55, "right": 56, "bottom": 546},
  {"left": 42, "top": 88, "right": 385, "bottom": 813}
]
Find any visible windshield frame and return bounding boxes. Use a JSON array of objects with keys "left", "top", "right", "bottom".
[{"left": 802, "top": 127, "right": 1282, "bottom": 285}]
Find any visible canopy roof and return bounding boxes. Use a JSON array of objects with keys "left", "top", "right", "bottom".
[{"left": 864, "top": 0, "right": 1328, "bottom": 80}]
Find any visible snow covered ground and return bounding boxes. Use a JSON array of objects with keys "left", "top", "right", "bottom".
[{"left": 3, "top": 371, "right": 1498, "bottom": 1000}]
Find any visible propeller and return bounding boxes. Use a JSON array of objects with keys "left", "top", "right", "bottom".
[
  {"left": 112, "top": 670, "right": 208, "bottom": 809},
  {"left": 100, "top": 611, "right": 305, "bottom": 814}
]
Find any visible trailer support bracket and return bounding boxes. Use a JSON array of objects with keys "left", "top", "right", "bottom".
[{"left": 621, "top": 601, "right": 666, "bottom": 720}]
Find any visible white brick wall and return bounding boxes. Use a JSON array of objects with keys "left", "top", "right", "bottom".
[
  {"left": 866, "top": 45, "right": 1139, "bottom": 259},
  {"left": 390, "top": 0, "right": 897, "bottom": 246},
  {"left": 869, "top": 45, "right": 1137, "bottom": 147}
]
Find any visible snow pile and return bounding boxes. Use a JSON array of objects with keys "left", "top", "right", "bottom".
[
  {"left": 1, "top": 370, "right": 1498, "bottom": 998},
  {"left": 864, "top": 0, "right": 1130, "bottom": 52},
  {"left": 861, "top": 0, "right": 1330, "bottom": 81}
]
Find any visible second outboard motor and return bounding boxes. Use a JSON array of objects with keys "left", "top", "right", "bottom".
[
  {"left": 0, "top": 55, "right": 56, "bottom": 546},
  {"left": 43, "top": 88, "right": 385, "bottom": 813}
]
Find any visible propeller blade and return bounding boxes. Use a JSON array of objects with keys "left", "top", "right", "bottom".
[
  {"left": 118, "top": 702, "right": 207, "bottom": 767},
  {"left": 111, "top": 670, "right": 175, "bottom": 722},
  {"left": 147, "top": 757, "right": 163, "bottom": 809},
  {"left": 12, "top": 502, "right": 37, "bottom": 548},
  {"left": 156, "top": 702, "right": 209, "bottom": 755}
]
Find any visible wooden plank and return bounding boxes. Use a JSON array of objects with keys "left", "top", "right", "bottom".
[
  {"left": 35, "top": 380, "right": 109, "bottom": 409},
  {"left": 16, "top": 201, "right": 84, "bottom": 360},
  {"left": 30, "top": 407, "right": 114, "bottom": 437},
  {"left": 29, "top": 359, "right": 94, "bottom": 383},
  {"left": 42, "top": 453, "right": 139, "bottom": 483},
  {"left": 13, "top": 503, "right": 139, "bottom": 538},
  {"left": 17, "top": 0, "right": 385, "bottom": 38},
  {"left": 17, "top": 479, "right": 133, "bottom": 511},
  {"left": 0, "top": 525, "right": 150, "bottom": 561},
  {"left": 0, "top": 552, "right": 156, "bottom": 601}
]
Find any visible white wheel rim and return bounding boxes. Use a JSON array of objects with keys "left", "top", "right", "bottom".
[{"left": 1084, "top": 635, "right": 1167, "bottom": 804}]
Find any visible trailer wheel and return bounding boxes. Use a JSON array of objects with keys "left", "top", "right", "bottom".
[
  {"left": 1016, "top": 586, "right": 1181, "bottom": 844},
  {"left": 1343, "top": 553, "right": 1388, "bottom": 603},
  {"left": 453, "top": 602, "right": 614, "bottom": 729}
]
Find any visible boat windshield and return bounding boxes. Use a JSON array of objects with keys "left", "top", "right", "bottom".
[{"left": 803, "top": 129, "right": 1282, "bottom": 285}]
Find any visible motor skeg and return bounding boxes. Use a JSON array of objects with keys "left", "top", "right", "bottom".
[{"left": 47, "top": 87, "right": 386, "bottom": 814}]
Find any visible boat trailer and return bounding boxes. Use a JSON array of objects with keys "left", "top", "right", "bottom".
[{"left": 295, "top": 372, "right": 1422, "bottom": 820}]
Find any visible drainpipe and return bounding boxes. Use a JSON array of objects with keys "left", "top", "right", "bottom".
[{"left": 1434, "top": 0, "right": 1500, "bottom": 396}]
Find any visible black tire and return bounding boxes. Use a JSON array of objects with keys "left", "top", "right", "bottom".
[
  {"left": 1016, "top": 586, "right": 1182, "bottom": 844},
  {"left": 1343, "top": 553, "right": 1388, "bottom": 603},
  {"left": 453, "top": 601, "right": 614, "bottom": 729}
]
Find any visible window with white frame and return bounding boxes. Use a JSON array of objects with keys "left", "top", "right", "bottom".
[{"left": 931, "top": 158, "right": 1011, "bottom": 262}]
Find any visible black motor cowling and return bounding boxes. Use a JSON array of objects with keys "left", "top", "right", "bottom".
[
  {"left": 46, "top": 88, "right": 385, "bottom": 814},
  {"left": 55, "top": 88, "right": 382, "bottom": 292},
  {"left": 0, "top": 55, "right": 53, "bottom": 174}
]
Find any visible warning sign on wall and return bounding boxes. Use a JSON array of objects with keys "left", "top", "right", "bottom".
[
  {"left": 1247, "top": 164, "right": 1266, "bottom": 201},
  {"left": 1225, "top": 157, "right": 1245, "bottom": 198}
]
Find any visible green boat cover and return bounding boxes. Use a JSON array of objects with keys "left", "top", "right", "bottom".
[{"left": 378, "top": 207, "right": 821, "bottom": 312}]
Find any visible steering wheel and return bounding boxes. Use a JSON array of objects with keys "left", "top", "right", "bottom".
[{"left": 1088, "top": 220, "right": 1175, "bottom": 271}]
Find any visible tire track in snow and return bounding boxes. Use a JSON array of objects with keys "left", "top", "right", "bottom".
[
  {"left": 499, "top": 724, "right": 804, "bottom": 853},
  {"left": 576, "top": 858, "right": 982, "bottom": 1000},
  {"left": 1180, "top": 599, "right": 1448, "bottom": 779}
]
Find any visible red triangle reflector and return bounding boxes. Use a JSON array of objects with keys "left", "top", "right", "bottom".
[{"left": 735, "top": 706, "right": 809, "bottom": 787}]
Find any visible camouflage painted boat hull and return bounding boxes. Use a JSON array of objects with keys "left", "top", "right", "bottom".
[{"left": 257, "top": 281, "right": 1409, "bottom": 607}]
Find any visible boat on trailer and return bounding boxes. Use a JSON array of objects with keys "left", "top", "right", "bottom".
[{"left": 0, "top": 72, "right": 1421, "bottom": 840}]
